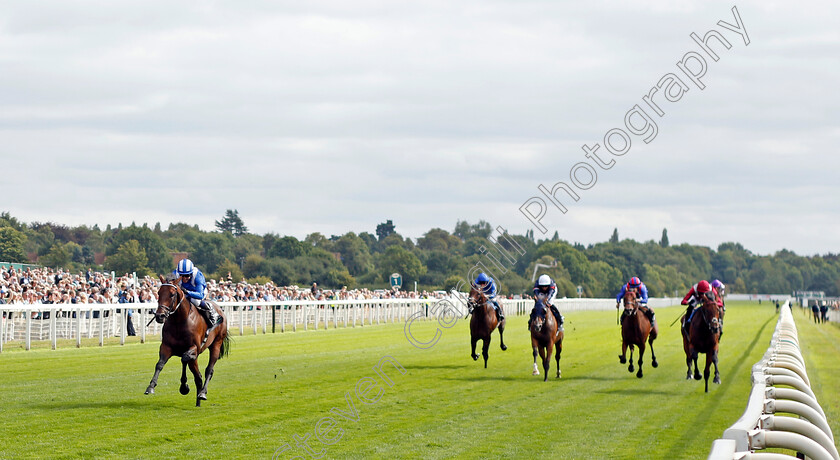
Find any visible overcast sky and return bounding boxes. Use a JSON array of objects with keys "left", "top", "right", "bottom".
[{"left": 1, "top": 0, "right": 838, "bottom": 255}]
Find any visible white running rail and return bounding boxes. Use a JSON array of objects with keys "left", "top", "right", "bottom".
[
  {"left": 708, "top": 301, "right": 838, "bottom": 460},
  {"left": 0, "top": 297, "right": 682, "bottom": 352}
]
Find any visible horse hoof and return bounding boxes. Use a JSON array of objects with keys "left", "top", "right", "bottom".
[
  {"left": 500, "top": 344, "right": 507, "bottom": 351},
  {"left": 618, "top": 355, "right": 626, "bottom": 364},
  {"left": 636, "top": 370, "right": 643, "bottom": 378},
  {"left": 180, "top": 385, "right": 190, "bottom": 395},
  {"left": 532, "top": 370, "right": 540, "bottom": 376},
  {"left": 713, "top": 377, "right": 721, "bottom": 385},
  {"left": 556, "top": 372, "right": 561, "bottom": 379},
  {"left": 651, "top": 360, "right": 658, "bottom": 368},
  {"left": 144, "top": 388, "right": 154, "bottom": 395},
  {"left": 471, "top": 354, "right": 478, "bottom": 361},
  {"left": 198, "top": 392, "right": 207, "bottom": 400},
  {"left": 694, "top": 374, "right": 702, "bottom": 381},
  {"left": 628, "top": 365, "right": 634, "bottom": 373}
]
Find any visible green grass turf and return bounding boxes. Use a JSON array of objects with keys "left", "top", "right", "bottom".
[{"left": 0, "top": 301, "right": 835, "bottom": 459}]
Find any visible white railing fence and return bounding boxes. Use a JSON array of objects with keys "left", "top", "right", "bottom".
[
  {"left": 0, "top": 297, "right": 682, "bottom": 352},
  {"left": 708, "top": 301, "right": 838, "bottom": 460}
]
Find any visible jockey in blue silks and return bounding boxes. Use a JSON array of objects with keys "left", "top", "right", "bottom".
[
  {"left": 474, "top": 273, "right": 504, "bottom": 322},
  {"left": 172, "top": 258, "right": 222, "bottom": 334},
  {"left": 529, "top": 274, "right": 564, "bottom": 331},
  {"left": 616, "top": 276, "right": 656, "bottom": 328}
]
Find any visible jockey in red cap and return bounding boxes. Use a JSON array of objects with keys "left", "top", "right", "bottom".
[{"left": 681, "top": 280, "right": 724, "bottom": 334}]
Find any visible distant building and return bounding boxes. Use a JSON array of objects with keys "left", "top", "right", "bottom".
[{"left": 171, "top": 252, "right": 190, "bottom": 267}]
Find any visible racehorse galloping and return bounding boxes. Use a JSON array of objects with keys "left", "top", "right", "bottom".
[
  {"left": 618, "top": 288, "right": 658, "bottom": 378},
  {"left": 145, "top": 274, "right": 230, "bottom": 407},
  {"left": 681, "top": 291, "right": 721, "bottom": 392},
  {"left": 468, "top": 288, "right": 507, "bottom": 368},
  {"left": 530, "top": 298, "right": 563, "bottom": 381}
]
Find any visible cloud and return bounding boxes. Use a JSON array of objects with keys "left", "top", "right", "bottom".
[{"left": 0, "top": 0, "right": 838, "bottom": 256}]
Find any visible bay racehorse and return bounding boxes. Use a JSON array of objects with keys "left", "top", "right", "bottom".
[
  {"left": 681, "top": 291, "right": 721, "bottom": 392},
  {"left": 618, "top": 288, "right": 658, "bottom": 378},
  {"left": 468, "top": 288, "right": 507, "bottom": 368},
  {"left": 530, "top": 298, "right": 563, "bottom": 381},
  {"left": 145, "top": 274, "right": 230, "bottom": 406}
]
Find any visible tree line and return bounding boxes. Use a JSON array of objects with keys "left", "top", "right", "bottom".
[{"left": 1, "top": 211, "right": 838, "bottom": 297}]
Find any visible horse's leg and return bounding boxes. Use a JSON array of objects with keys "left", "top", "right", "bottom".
[
  {"left": 532, "top": 343, "right": 540, "bottom": 376},
  {"left": 188, "top": 358, "right": 204, "bottom": 407},
  {"left": 636, "top": 341, "right": 646, "bottom": 379},
  {"left": 179, "top": 348, "right": 198, "bottom": 395},
  {"left": 554, "top": 335, "right": 563, "bottom": 379},
  {"left": 619, "top": 339, "right": 627, "bottom": 364},
  {"left": 649, "top": 334, "right": 658, "bottom": 368},
  {"left": 692, "top": 351, "right": 701, "bottom": 381},
  {"left": 145, "top": 346, "right": 172, "bottom": 395},
  {"left": 482, "top": 336, "right": 491, "bottom": 369},
  {"left": 703, "top": 352, "right": 712, "bottom": 393},
  {"left": 498, "top": 321, "right": 507, "bottom": 351},
  {"left": 198, "top": 340, "right": 222, "bottom": 401},
  {"left": 180, "top": 360, "right": 190, "bottom": 395},
  {"left": 543, "top": 344, "right": 552, "bottom": 382},
  {"left": 628, "top": 345, "right": 635, "bottom": 373},
  {"left": 712, "top": 348, "right": 721, "bottom": 385},
  {"left": 471, "top": 335, "right": 479, "bottom": 361}
]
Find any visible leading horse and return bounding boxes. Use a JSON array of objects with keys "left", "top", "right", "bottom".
[
  {"left": 530, "top": 298, "right": 564, "bottom": 381},
  {"left": 468, "top": 288, "right": 507, "bottom": 368},
  {"left": 145, "top": 274, "right": 230, "bottom": 406},
  {"left": 618, "top": 288, "right": 658, "bottom": 378},
  {"left": 681, "top": 291, "right": 721, "bottom": 392}
]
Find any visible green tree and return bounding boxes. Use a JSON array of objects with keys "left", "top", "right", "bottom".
[
  {"left": 0, "top": 226, "right": 28, "bottom": 263},
  {"left": 375, "top": 220, "right": 396, "bottom": 241},
  {"left": 269, "top": 236, "right": 310, "bottom": 259},
  {"left": 40, "top": 243, "right": 71, "bottom": 268},
  {"left": 105, "top": 240, "right": 150, "bottom": 276},
  {"left": 212, "top": 258, "right": 244, "bottom": 282},
  {"left": 377, "top": 245, "right": 426, "bottom": 285},
  {"left": 215, "top": 209, "right": 248, "bottom": 237},
  {"left": 107, "top": 225, "right": 170, "bottom": 274},
  {"left": 660, "top": 228, "right": 669, "bottom": 248},
  {"left": 609, "top": 228, "right": 619, "bottom": 244},
  {"left": 191, "top": 232, "right": 235, "bottom": 273},
  {"left": 335, "top": 232, "right": 374, "bottom": 276},
  {"left": 242, "top": 254, "right": 268, "bottom": 279}
]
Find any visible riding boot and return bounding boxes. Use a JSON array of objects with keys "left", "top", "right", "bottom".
[
  {"left": 494, "top": 302, "right": 505, "bottom": 322},
  {"left": 199, "top": 301, "right": 221, "bottom": 337}
]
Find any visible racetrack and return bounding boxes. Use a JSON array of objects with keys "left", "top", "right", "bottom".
[{"left": 0, "top": 301, "right": 836, "bottom": 459}]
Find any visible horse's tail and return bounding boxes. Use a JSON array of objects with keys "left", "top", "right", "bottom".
[{"left": 220, "top": 334, "right": 232, "bottom": 360}]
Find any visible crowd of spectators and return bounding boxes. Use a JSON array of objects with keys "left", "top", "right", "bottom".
[{"left": 0, "top": 266, "right": 453, "bottom": 308}]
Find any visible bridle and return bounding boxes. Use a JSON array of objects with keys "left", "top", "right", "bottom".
[
  {"left": 698, "top": 297, "right": 721, "bottom": 334},
  {"left": 157, "top": 283, "right": 186, "bottom": 321},
  {"left": 623, "top": 290, "right": 640, "bottom": 315}
]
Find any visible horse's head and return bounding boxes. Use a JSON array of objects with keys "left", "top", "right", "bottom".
[
  {"left": 468, "top": 287, "right": 488, "bottom": 312},
  {"left": 154, "top": 274, "right": 185, "bottom": 324},
  {"left": 701, "top": 291, "right": 721, "bottom": 334},
  {"left": 532, "top": 298, "right": 548, "bottom": 333},
  {"left": 623, "top": 288, "right": 639, "bottom": 314}
]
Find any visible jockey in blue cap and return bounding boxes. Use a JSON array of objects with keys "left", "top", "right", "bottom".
[
  {"left": 529, "top": 274, "right": 564, "bottom": 331},
  {"left": 616, "top": 276, "right": 656, "bottom": 328},
  {"left": 173, "top": 258, "right": 222, "bottom": 335},
  {"left": 474, "top": 273, "right": 504, "bottom": 322}
]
